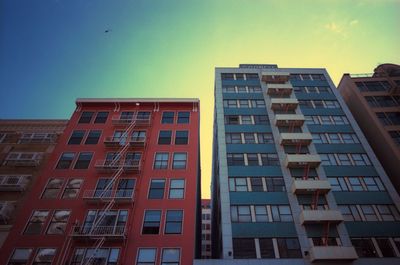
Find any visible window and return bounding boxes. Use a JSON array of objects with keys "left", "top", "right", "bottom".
[
  {"left": 229, "top": 178, "right": 248, "bottom": 191},
  {"left": 137, "top": 248, "right": 156, "bottom": 265},
  {"left": 172, "top": 153, "right": 187, "bottom": 169},
  {"left": 46, "top": 210, "right": 70, "bottom": 234},
  {"left": 259, "top": 238, "right": 275, "bottom": 258},
  {"left": 376, "top": 238, "right": 395, "bottom": 257},
  {"left": 169, "top": 179, "right": 185, "bottom": 199},
  {"left": 78, "top": 111, "right": 94, "bottom": 123},
  {"left": 224, "top": 115, "right": 239, "bottom": 125},
  {"left": 94, "top": 112, "right": 109, "bottom": 123},
  {"left": 8, "top": 248, "right": 33, "bottom": 265},
  {"left": 320, "top": 154, "right": 337, "bottom": 166},
  {"left": 364, "top": 177, "right": 385, "bottom": 191},
  {"left": 24, "top": 210, "right": 49, "bottom": 234},
  {"left": 348, "top": 177, "right": 363, "bottom": 191},
  {"left": 116, "top": 179, "right": 135, "bottom": 198},
  {"left": 241, "top": 115, "right": 252, "bottom": 124},
  {"left": 224, "top": 100, "right": 238, "bottom": 108},
  {"left": 257, "top": 133, "right": 273, "bottom": 143},
  {"left": 389, "top": 131, "right": 400, "bottom": 146},
  {"left": 250, "top": 178, "right": 263, "bottom": 191},
  {"left": 120, "top": 111, "right": 134, "bottom": 121},
  {"left": 233, "top": 238, "right": 256, "bottom": 258},
  {"left": 254, "top": 115, "right": 269, "bottom": 125},
  {"left": 85, "top": 130, "right": 101, "bottom": 144},
  {"left": 226, "top": 133, "right": 242, "bottom": 144},
  {"left": 265, "top": 178, "right": 286, "bottom": 191},
  {"left": 351, "top": 154, "right": 371, "bottom": 166},
  {"left": 94, "top": 179, "right": 112, "bottom": 197},
  {"left": 328, "top": 133, "right": 341, "bottom": 144},
  {"left": 221, "top": 73, "right": 234, "bottom": 80},
  {"left": 148, "top": 179, "right": 165, "bottom": 199},
  {"left": 243, "top": 133, "right": 256, "bottom": 144},
  {"left": 165, "top": 210, "right": 183, "bottom": 234},
  {"left": 68, "top": 130, "right": 85, "bottom": 145},
  {"left": 132, "top": 131, "right": 146, "bottom": 143},
  {"left": 42, "top": 178, "right": 64, "bottom": 198},
  {"left": 56, "top": 152, "right": 75, "bottom": 169},
  {"left": 175, "top": 131, "right": 188, "bottom": 145},
  {"left": 142, "top": 210, "right": 161, "bottom": 234},
  {"left": 247, "top": 153, "right": 259, "bottom": 166},
  {"left": 260, "top": 153, "right": 279, "bottom": 166},
  {"left": 351, "top": 238, "right": 377, "bottom": 257},
  {"left": 252, "top": 100, "right": 266, "bottom": 108},
  {"left": 162, "top": 112, "right": 175, "bottom": 124},
  {"left": 271, "top": 205, "right": 292, "bottom": 222},
  {"left": 82, "top": 210, "right": 127, "bottom": 235},
  {"left": 227, "top": 153, "right": 245, "bottom": 166},
  {"left": 62, "top": 178, "right": 83, "bottom": 198},
  {"left": 32, "top": 248, "right": 56, "bottom": 265},
  {"left": 231, "top": 205, "right": 251, "bottom": 222},
  {"left": 222, "top": 86, "right": 236, "bottom": 93},
  {"left": 277, "top": 238, "right": 302, "bottom": 258},
  {"left": 154, "top": 153, "right": 169, "bottom": 169},
  {"left": 71, "top": 248, "right": 119, "bottom": 265},
  {"left": 137, "top": 111, "right": 151, "bottom": 121},
  {"left": 338, "top": 205, "right": 361, "bottom": 221},
  {"left": 161, "top": 249, "right": 180, "bottom": 265},
  {"left": 158, "top": 131, "right": 172, "bottom": 145},
  {"left": 376, "top": 205, "right": 400, "bottom": 221},
  {"left": 337, "top": 154, "right": 351, "bottom": 166},
  {"left": 254, "top": 206, "right": 268, "bottom": 222},
  {"left": 74, "top": 152, "right": 93, "bottom": 169},
  {"left": 237, "top": 86, "right": 247, "bottom": 93},
  {"left": 176, "top": 112, "right": 189, "bottom": 124},
  {"left": 239, "top": 100, "right": 250, "bottom": 108},
  {"left": 328, "top": 177, "right": 348, "bottom": 191},
  {"left": 360, "top": 205, "right": 378, "bottom": 221},
  {"left": 248, "top": 86, "right": 262, "bottom": 93}
]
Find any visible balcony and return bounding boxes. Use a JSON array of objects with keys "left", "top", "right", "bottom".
[
  {"left": 309, "top": 246, "right": 358, "bottom": 262},
  {"left": 82, "top": 190, "right": 134, "bottom": 204},
  {"left": 266, "top": 83, "right": 293, "bottom": 96},
  {"left": 291, "top": 179, "right": 331, "bottom": 194},
  {"left": 95, "top": 160, "right": 141, "bottom": 173},
  {"left": 270, "top": 98, "right": 299, "bottom": 111},
  {"left": 70, "top": 225, "right": 125, "bottom": 240},
  {"left": 0, "top": 202, "right": 15, "bottom": 224},
  {"left": 112, "top": 115, "right": 151, "bottom": 127},
  {"left": 3, "top": 158, "right": 40, "bottom": 167},
  {"left": 104, "top": 136, "right": 146, "bottom": 148},
  {"left": 279, "top": 133, "right": 313, "bottom": 146},
  {"left": 261, "top": 71, "right": 290, "bottom": 84},
  {"left": 286, "top": 154, "right": 321, "bottom": 168},
  {"left": 0, "top": 176, "right": 30, "bottom": 191},
  {"left": 18, "top": 135, "right": 57, "bottom": 144},
  {"left": 275, "top": 114, "right": 305, "bottom": 127},
  {"left": 300, "top": 209, "right": 343, "bottom": 224}
]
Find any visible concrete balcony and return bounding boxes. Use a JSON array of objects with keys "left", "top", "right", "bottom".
[
  {"left": 70, "top": 225, "right": 125, "bottom": 240},
  {"left": 266, "top": 83, "right": 293, "bottom": 96},
  {"left": 82, "top": 190, "right": 134, "bottom": 204},
  {"left": 261, "top": 71, "right": 290, "bottom": 83},
  {"left": 279, "top": 132, "right": 313, "bottom": 145},
  {"left": 309, "top": 246, "right": 358, "bottom": 262},
  {"left": 270, "top": 98, "right": 299, "bottom": 111},
  {"left": 275, "top": 114, "right": 305, "bottom": 127},
  {"left": 300, "top": 209, "right": 344, "bottom": 224},
  {"left": 291, "top": 179, "right": 331, "bottom": 194},
  {"left": 285, "top": 154, "right": 321, "bottom": 168}
]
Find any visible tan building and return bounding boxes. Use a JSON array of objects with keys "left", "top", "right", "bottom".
[
  {"left": 338, "top": 63, "right": 400, "bottom": 193},
  {"left": 0, "top": 119, "right": 67, "bottom": 248},
  {"left": 201, "top": 199, "right": 211, "bottom": 259}
]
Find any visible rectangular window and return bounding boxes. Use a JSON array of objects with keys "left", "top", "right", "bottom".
[
  {"left": 338, "top": 205, "right": 361, "bottom": 221},
  {"left": 177, "top": 112, "right": 190, "bottom": 124},
  {"left": 254, "top": 115, "right": 269, "bottom": 125},
  {"left": 74, "top": 152, "right": 93, "bottom": 169},
  {"left": 42, "top": 178, "right": 64, "bottom": 199},
  {"left": 158, "top": 130, "right": 172, "bottom": 145},
  {"left": 227, "top": 153, "right": 245, "bottom": 166},
  {"left": 175, "top": 130, "right": 188, "bottom": 145},
  {"left": 137, "top": 248, "right": 156, "bottom": 265},
  {"left": 233, "top": 238, "right": 256, "bottom": 258},
  {"left": 85, "top": 130, "right": 101, "bottom": 145},
  {"left": 142, "top": 210, "right": 161, "bottom": 234},
  {"left": 8, "top": 248, "right": 33, "bottom": 265},
  {"left": 221, "top": 73, "right": 234, "bottom": 80},
  {"left": 229, "top": 178, "right": 248, "bottom": 191},
  {"left": 162, "top": 112, "right": 175, "bottom": 124},
  {"left": 351, "top": 154, "right": 371, "bottom": 166},
  {"left": 62, "top": 178, "right": 83, "bottom": 198},
  {"left": 361, "top": 205, "right": 378, "bottom": 221},
  {"left": 224, "top": 115, "right": 239, "bottom": 125},
  {"left": 169, "top": 179, "right": 185, "bottom": 199},
  {"left": 363, "top": 177, "right": 385, "bottom": 191},
  {"left": 32, "top": 248, "right": 56, "bottom": 265},
  {"left": 172, "top": 153, "right": 187, "bottom": 169},
  {"left": 68, "top": 130, "right": 85, "bottom": 145},
  {"left": 260, "top": 153, "right": 279, "bottom": 166},
  {"left": 241, "top": 115, "right": 252, "bottom": 124},
  {"left": 71, "top": 248, "right": 119, "bottom": 265},
  {"left": 132, "top": 131, "right": 146, "bottom": 143},
  {"left": 222, "top": 86, "right": 236, "bottom": 93},
  {"left": 56, "top": 152, "right": 75, "bottom": 169},
  {"left": 237, "top": 86, "right": 247, "bottom": 93},
  {"left": 254, "top": 205, "right": 268, "bottom": 222},
  {"left": 271, "top": 205, "right": 292, "bottom": 222},
  {"left": 224, "top": 100, "right": 238, "bottom": 108},
  {"left": 120, "top": 111, "right": 134, "bottom": 121},
  {"left": 376, "top": 238, "right": 395, "bottom": 257},
  {"left": 246, "top": 153, "right": 259, "bottom": 166},
  {"left": 148, "top": 179, "right": 165, "bottom": 199},
  {"left": 250, "top": 178, "right": 263, "bottom": 191},
  {"left": 259, "top": 238, "right": 275, "bottom": 258},
  {"left": 154, "top": 153, "right": 169, "bottom": 169},
  {"left": 337, "top": 154, "right": 351, "bottom": 166},
  {"left": 265, "top": 178, "right": 286, "bottom": 191},
  {"left": 243, "top": 133, "right": 256, "bottom": 144},
  {"left": 165, "top": 210, "right": 183, "bottom": 234},
  {"left": 226, "top": 133, "right": 242, "bottom": 144},
  {"left": 24, "top": 210, "right": 49, "bottom": 234},
  {"left": 161, "top": 249, "right": 180, "bottom": 265},
  {"left": 116, "top": 179, "right": 135, "bottom": 198},
  {"left": 277, "top": 238, "right": 302, "bottom": 258},
  {"left": 257, "top": 133, "right": 273, "bottom": 143},
  {"left": 377, "top": 205, "right": 400, "bottom": 221},
  {"left": 94, "top": 112, "right": 109, "bottom": 123},
  {"left": 78, "top": 111, "right": 94, "bottom": 123},
  {"left": 231, "top": 205, "right": 251, "bottom": 222},
  {"left": 351, "top": 238, "right": 378, "bottom": 257},
  {"left": 46, "top": 210, "right": 70, "bottom": 234}
]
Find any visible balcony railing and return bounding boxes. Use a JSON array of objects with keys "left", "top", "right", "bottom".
[
  {"left": 266, "top": 83, "right": 293, "bottom": 96},
  {"left": 262, "top": 71, "right": 291, "bottom": 84},
  {"left": 82, "top": 189, "right": 134, "bottom": 203},
  {"left": 275, "top": 114, "right": 305, "bottom": 127},
  {"left": 291, "top": 179, "right": 331, "bottom": 194},
  {"left": 112, "top": 115, "right": 151, "bottom": 126},
  {"left": 95, "top": 159, "right": 141, "bottom": 172},
  {"left": 300, "top": 209, "right": 344, "bottom": 224},
  {"left": 104, "top": 137, "right": 146, "bottom": 148},
  {"left": 270, "top": 98, "right": 299, "bottom": 111},
  {"left": 279, "top": 133, "right": 313, "bottom": 146},
  {"left": 309, "top": 246, "right": 358, "bottom": 262},
  {"left": 3, "top": 158, "right": 40, "bottom": 167},
  {"left": 0, "top": 176, "right": 30, "bottom": 191},
  {"left": 18, "top": 136, "right": 57, "bottom": 144},
  {"left": 285, "top": 154, "right": 321, "bottom": 168},
  {"left": 70, "top": 225, "right": 125, "bottom": 240}
]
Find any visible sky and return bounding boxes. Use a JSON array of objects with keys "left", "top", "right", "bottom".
[{"left": 1, "top": 0, "right": 399, "bottom": 198}]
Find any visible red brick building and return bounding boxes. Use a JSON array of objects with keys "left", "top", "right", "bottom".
[{"left": 0, "top": 98, "right": 201, "bottom": 265}]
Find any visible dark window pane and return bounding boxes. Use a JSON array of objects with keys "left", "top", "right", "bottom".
[
  {"left": 162, "top": 112, "right": 174, "bottom": 124},
  {"left": 94, "top": 112, "right": 109, "bottom": 123},
  {"left": 68, "top": 130, "right": 85, "bottom": 145},
  {"left": 85, "top": 130, "right": 101, "bottom": 145},
  {"left": 233, "top": 238, "right": 256, "bottom": 259},
  {"left": 158, "top": 130, "right": 172, "bottom": 145},
  {"left": 78, "top": 112, "right": 94, "bottom": 123},
  {"left": 56, "top": 152, "right": 75, "bottom": 169},
  {"left": 175, "top": 130, "right": 188, "bottom": 145},
  {"left": 178, "top": 112, "right": 190, "bottom": 124},
  {"left": 74, "top": 152, "right": 93, "bottom": 169},
  {"left": 259, "top": 238, "right": 275, "bottom": 258}
]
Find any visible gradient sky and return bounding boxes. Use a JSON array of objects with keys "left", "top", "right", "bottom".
[{"left": 1, "top": 0, "right": 399, "bottom": 198}]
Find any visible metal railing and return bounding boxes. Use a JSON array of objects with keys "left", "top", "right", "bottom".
[
  {"left": 0, "top": 176, "right": 30, "bottom": 191},
  {"left": 82, "top": 190, "right": 134, "bottom": 201},
  {"left": 95, "top": 159, "right": 141, "bottom": 172},
  {"left": 3, "top": 159, "right": 40, "bottom": 167},
  {"left": 71, "top": 225, "right": 125, "bottom": 237},
  {"left": 112, "top": 115, "right": 151, "bottom": 126}
]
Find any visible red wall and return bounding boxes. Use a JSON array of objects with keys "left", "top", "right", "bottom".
[{"left": 0, "top": 100, "right": 200, "bottom": 265}]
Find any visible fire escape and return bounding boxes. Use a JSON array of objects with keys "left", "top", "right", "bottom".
[
  {"left": 58, "top": 107, "right": 154, "bottom": 265},
  {"left": 263, "top": 71, "right": 358, "bottom": 262}
]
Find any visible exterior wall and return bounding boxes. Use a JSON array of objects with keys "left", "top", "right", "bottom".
[
  {"left": 0, "top": 99, "right": 201, "bottom": 265},
  {"left": 210, "top": 64, "right": 400, "bottom": 265},
  {"left": 201, "top": 199, "right": 211, "bottom": 259},
  {"left": 0, "top": 120, "right": 67, "bottom": 248},
  {"left": 338, "top": 67, "right": 400, "bottom": 194}
]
